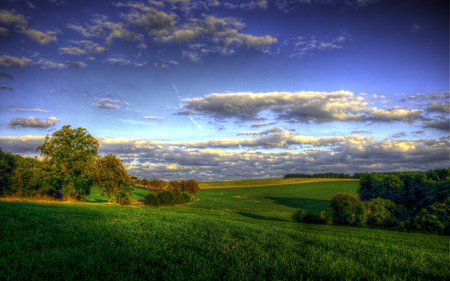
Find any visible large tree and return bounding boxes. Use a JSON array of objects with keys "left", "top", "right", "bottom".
[
  {"left": 36, "top": 125, "right": 99, "bottom": 199},
  {"left": 95, "top": 153, "right": 134, "bottom": 203}
]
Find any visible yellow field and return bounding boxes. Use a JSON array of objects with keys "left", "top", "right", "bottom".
[{"left": 198, "top": 178, "right": 359, "bottom": 189}]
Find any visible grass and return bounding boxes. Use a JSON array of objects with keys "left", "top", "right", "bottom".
[
  {"left": 198, "top": 178, "right": 359, "bottom": 189},
  {"left": 0, "top": 179, "right": 448, "bottom": 280}
]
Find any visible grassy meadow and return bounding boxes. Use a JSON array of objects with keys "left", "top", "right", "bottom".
[{"left": 0, "top": 179, "right": 448, "bottom": 280}]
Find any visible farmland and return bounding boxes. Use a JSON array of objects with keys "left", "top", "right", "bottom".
[{"left": 0, "top": 179, "right": 448, "bottom": 280}]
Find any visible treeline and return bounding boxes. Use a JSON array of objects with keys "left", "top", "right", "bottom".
[
  {"left": 0, "top": 125, "right": 134, "bottom": 204},
  {"left": 293, "top": 168, "right": 450, "bottom": 235},
  {"left": 285, "top": 172, "right": 361, "bottom": 179}
]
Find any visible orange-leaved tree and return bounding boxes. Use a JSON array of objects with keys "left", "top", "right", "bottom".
[
  {"left": 95, "top": 153, "right": 134, "bottom": 203},
  {"left": 36, "top": 125, "right": 99, "bottom": 199}
]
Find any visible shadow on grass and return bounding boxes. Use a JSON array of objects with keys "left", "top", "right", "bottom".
[
  {"left": 237, "top": 212, "right": 290, "bottom": 222},
  {"left": 264, "top": 197, "right": 331, "bottom": 210}
]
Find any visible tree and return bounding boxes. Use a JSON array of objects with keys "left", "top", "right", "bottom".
[
  {"left": 0, "top": 148, "right": 16, "bottom": 195},
  {"left": 182, "top": 179, "right": 200, "bottom": 195},
  {"left": 95, "top": 153, "right": 134, "bottom": 203},
  {"left": 36, "top": 125, "right": 99, "bottom": 199}
]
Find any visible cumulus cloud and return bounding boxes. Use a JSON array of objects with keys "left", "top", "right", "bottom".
[
  {"left": 408, "top": 92, "right": 449, "bottom": 100},
  {"left": 0, "top": 55, "right": 31, "bottom": 68},
  {"left": 0, "top": 10, "right": 28, "bottom": 26},
  {"left": 422, "top": 102, "right": 450, "bottom": 114},
  {"left": 7, "top": 108, "right": 49, "bottom": 113},
  {"left": 0, "top": 71, "right": 14, "bottom": 80},
  {"left": 33, "top": 58, "right": 66, "bottom": 69},
  {"left": 176, "top": 91, "right": 425, "bottom": 124},
  {"left": 67, "top": 14, "right": 141, "bottom": 46},
  {"left": 60, "top": 40, "right": 107, "bottom": 55},
  {"left": 422, "top": 117, "right": 449, "bottom": 132},
  {"left": 8, "top": 117, "right": 61, "bottom": 128},
  {"left": 66, "top": 61, "right": 87, "bottom": 69},
  {"left": 18, "top": 26, "right": 58, "bottom": 44},
  {"left": 142, "top": 116, "right": 164, "bottom": 121}
]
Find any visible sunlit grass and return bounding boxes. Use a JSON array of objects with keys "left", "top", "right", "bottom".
[{"left": 0, "top": 179, "right": 448, "bottom": 280}]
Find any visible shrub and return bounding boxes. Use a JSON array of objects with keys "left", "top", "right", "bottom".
[
  {"left": 364, "top": 198, "right": 397, "bottom": 228},
  {"left": 292, "top": 210, "right": 321, "bottom": 223},
  {"left": 183, "top": 179, "right": 200, "bottom": 195},
  {"left": 330, "top": 193, "right": 367, "bottom": 226},
  {"left": 170, "top": 189, "right": 186, "bottom": 204},
  {"left": 320, "top": 211, "right": 333, "bottom": 225},
  {"left": 158, "top": 190, "right": 177, "bottom": 206},
  {"left": 181, "top": 191, "right": 191, "bottom": 203},
  {"left": 144, "top": 192, "right": 160, "bottom": 206},
  {"left": 414, "top": 208, "right": 445, "bottom": 235},
  {"left": 118, "top": 196, "right": 132, "bottom": 205}
]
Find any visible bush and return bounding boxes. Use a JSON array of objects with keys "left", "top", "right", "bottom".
[
  {"left": 170, "top": 189, "right": 186, "bottom": 204},
  {"left": 158, "top": 190, "right": 177, "bottom": 205},
  {"left": 330, "top": 193, "right": 367, "bottom": 226},
  {"left": 181, "top": 191, "right": 191, "bottom": 203},
  {"left": 364, "top": 198, "right": 397, "bottom": 228},
  {"left": 292, "top": 210, "right": 321, "bottom": 223},
  {"left": 118, "top": 196, "right": 132, "bottom": 205},
  {"left": 144, "top": 192, "right": 160, "bottom": 206},
  {"left": 414, "top": 208, "right": 445, "bottom": 235},
  {"left": 320, "top": 211, "right": 333, "bottom": 225}
]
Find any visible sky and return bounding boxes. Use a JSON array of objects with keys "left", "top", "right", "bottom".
[{"left": 0, "top": 0, "right": 449, "bottom": 182}]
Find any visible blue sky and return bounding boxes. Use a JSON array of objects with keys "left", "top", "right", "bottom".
[{"left": 0, "top": 0, "right": 449, "bottom": 181}]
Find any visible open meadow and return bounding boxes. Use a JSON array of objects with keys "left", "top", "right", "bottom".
[{"left": 0, "top": 179, "right": 448, "bottom": 280}]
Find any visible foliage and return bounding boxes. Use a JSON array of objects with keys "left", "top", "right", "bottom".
[
  {"left": 8, "top": 155, "right": 48, "bottom": 197},
  {"left": 144, "top": 192, "right": 160, "bottom": 206},
  {"left": 428, "top": 179, "right": 450, "bottom": 205},
  {"left": 95, "top": 153, "right": 134, "bottom": 203},
  {"left": 181, "top": 191, "right": 191, "bottom": 203},
  {"left": 0, "top": 148, "right": 16, "bottom": 195},
  {"left": 413, "top": 209, "right": 445, "bottom": 235},
  {"left": 292, "top": 210, "right": 321, "bottom": 223},
  {"left": 426, "top": 197, "right": 450, "bottom": 235},
  {"left": 182, "top": 179, "right": 200, "bottom": 195},
  {"left": 158, "top": 190, "right": 177, "bottom": 205},
  {"left": 330, "top": 193, "right": 367, "bottom": 226},
  {"left": 364, "top": 198, "right": 397, "bottom": 228},
  {"left": 168, "top": 180, "right": 182, "bottom": 191},
  {"left": 36, "top": 125, "right": 99, "bottom": 199}
]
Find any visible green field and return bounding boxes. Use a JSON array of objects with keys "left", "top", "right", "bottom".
[{"left": 0, "top": 180, "right": 448, "bottom": 280}]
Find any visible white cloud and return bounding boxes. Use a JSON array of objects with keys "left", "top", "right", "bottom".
[
  {"left": 176, "top": 91, "right": 425, "bottom": 124},
  {"left": 0, "top": 55, "right": 32, "bottom": 68},
  {"left": 8, "top": 117, "right": 61, "bottom": 128}
]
